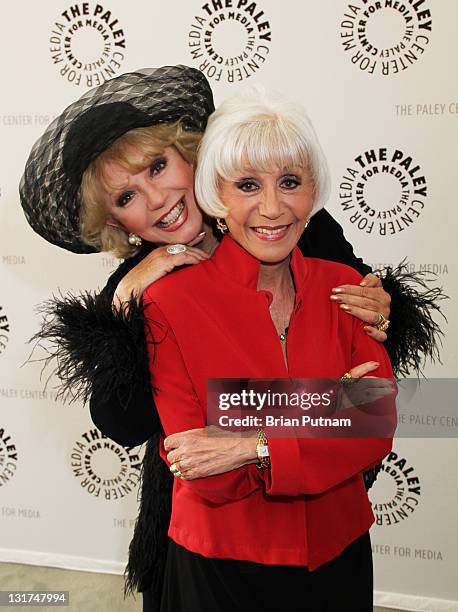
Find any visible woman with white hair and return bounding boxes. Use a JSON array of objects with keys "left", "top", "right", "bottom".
[{"left": 142, "top": 88, "right": 396, "bottom": 611}]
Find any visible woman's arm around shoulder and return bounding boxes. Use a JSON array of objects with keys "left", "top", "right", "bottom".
[
  {"left": 260, "top": 312, "right": 396, "bottom": 498},
  {"left": 302, "top": 209, "right": 446, "bottom": 376},
  {"left": 33, "top": 244, "right": 159, "bottom": 447}
]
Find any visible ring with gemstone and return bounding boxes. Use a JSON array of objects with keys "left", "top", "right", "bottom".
[
  {"left": 169, "top": 463, "right": 182, "bottom": 478},
  {"left": 340, "top": 372, "right": 357, "bottom": 384},
  {"left": 374, "top": 313, "right": 390, "bottom": 332},
  {"left": 166, "top": 244, "right": 187, "bottom": 255}
]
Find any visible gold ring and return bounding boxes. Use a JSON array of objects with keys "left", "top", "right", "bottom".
[
  {"left": 340, "top": 372, "right": 357, "bottom": 384},
  {"left": 374, "top": 313, "right": 390, "bottom": 332}
]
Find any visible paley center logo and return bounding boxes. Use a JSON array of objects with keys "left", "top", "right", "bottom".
[
  {"left": 0, "top": 428, "right": 18, "bottom": 488},
  {"left": 0, "top": 305, "right": 10, "bottom": 356},
  {"left": 339, "top": 147, "right": 428, "bottom": 236},
  {"left": 340, "top": 0, "right": 432, "bottom": 76},
  {"left": 188, "top": 0, "right": 272, "bottom": 82},
  {"left": 49, "top": 3, "right": 126, "bottom": 87},
  {"left": 370, "top": 450, "right": 421, "bottom": 526},
  {"left": 70, "top": 429, "right": 141, "bottom": 500}
]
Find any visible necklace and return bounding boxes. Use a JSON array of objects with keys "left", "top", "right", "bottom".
[{"left": 264, "top": 272, "right": 294, "bottom": 344}]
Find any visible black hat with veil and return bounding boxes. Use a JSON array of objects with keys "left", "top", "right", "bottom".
[{"left": 19, "top": 65, "right": 215, "bottom": 254}]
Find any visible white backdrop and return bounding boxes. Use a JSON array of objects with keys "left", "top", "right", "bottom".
[{"left": 0, "top": 1, "right": 457, "bottom": 610}]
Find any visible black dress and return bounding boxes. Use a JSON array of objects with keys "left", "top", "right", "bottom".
[{"left": 157, "top": 532, "right": 373, "bottom": 612}]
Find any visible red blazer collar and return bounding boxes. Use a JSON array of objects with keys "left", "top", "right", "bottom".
[{"left": 211, "top": 235, "right": 308, "bottom": 292}]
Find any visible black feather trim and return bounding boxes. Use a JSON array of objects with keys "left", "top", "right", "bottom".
[
  {"left": 124, "top": 433, "right": 173, "bottom": 599},
  {"left": 378, "top": 261, "right": 448, "bottom": 377},
  {"left": 363, "top": 465, "right": 382, "bottom": 491},
  {"left": 30, "top": 290, "right": 155, "bottom": 409}
]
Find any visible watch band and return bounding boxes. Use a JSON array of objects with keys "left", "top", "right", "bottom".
[{"left": 256, "top": 428, "right": 270, "bottom": 470}]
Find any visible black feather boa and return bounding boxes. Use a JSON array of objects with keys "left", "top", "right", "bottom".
[
  {"left": 124, "top": 433, "right": 173, "bottom": 599},
  {"left": 31, "top": 290, "right": 153, "bottom": 407},
  {"left": 378, "top": 261, "right": 447, "bottom": 377}
]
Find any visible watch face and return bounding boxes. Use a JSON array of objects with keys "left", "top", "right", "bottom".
[{"left": 258, "top": 445, "right": 270, "bottom": 457}]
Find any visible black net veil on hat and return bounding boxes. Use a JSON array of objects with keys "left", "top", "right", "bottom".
[{"left": 19, "top": 65, "right": 215, "bottom": 254}]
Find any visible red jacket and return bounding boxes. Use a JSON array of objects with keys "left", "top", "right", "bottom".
[{"left": 143, "top": 235, "right": 394, "bottom": 570}]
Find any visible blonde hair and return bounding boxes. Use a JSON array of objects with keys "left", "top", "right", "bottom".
[
  {"left": 80, "top": 122, "right": 202, "bottom": 258},
  {"left": 195, "top": 86, "right": 330, "bottom": 218}
]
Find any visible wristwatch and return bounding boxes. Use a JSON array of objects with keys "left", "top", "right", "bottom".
[{"left": 256, "top": 429, "right": 270, "bottom": 470}]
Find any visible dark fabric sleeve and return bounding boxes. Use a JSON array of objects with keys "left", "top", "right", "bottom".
[
  {"left": 124, "top": 432, "right": 173, "bottom": 597},
  {"left": 88, "top": 245, "right": 159, "bottom": 446},
  {"left": 33, "top": 243, "right": 160, "bottom": 447},
  {"left": 298, "top": 209, "right": 372, "bottom": 276},
  {"left": 87, "top": 293, "right": 159, "bottom": 447}
]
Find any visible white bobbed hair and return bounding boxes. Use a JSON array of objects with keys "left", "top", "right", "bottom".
[{"left": 195, "top": 85, "right": 331, "bottom": 219}]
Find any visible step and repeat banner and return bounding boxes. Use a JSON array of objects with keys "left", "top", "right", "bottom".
[{"left": 1, "top": 2, "right": 457, "bottom": 610}]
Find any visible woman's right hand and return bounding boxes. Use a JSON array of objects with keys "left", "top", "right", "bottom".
[
  {"left": 345, "top": 361, "right": 380, "bottom": 379},
  {"left": 112, "top": 240, "right": 209, "bottom": 311},
  {"left": 341, "top": 361, "right": 394, "bottom": 409}
]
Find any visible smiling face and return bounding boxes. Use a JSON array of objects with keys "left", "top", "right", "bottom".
[
  {"left": 219, "top": 165, "right": 314, "bottom": 264},
  {"left": 101, "top": 146, "right": 203, "bottom": 245},
  {"left": 194, "top": 88, "right": 331, "bottom": 263}
]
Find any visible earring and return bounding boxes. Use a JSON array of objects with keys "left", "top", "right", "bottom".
[
  {"left": 304, "top": 220, "right": 310, "bottom": 230},
  {"left": 128, "top": 233, "right": 142, "bottom": 247},
  {"left": 216, "top": 218, "right": 229, "bottom": 234}
]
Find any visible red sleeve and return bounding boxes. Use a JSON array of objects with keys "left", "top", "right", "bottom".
[
  {"left": 144, "top": 297, "right": 262, "bottom": 504},
  {"left": 263, "top": 318, "right": 396, "bottom": 497}
]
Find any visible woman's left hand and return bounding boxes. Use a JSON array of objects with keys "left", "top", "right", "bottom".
[
  {"left": 330, "top": 273, "right": 391, "bottom": 343},
  {"left": 164, "top": 426, "right": 257, "bottom": 480}
]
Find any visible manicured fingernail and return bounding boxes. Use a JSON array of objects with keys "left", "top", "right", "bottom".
[
  {"left": 360, "top": 281, "right": 367, "bottom": 287},
  {"left": 330, "top": 295, "right": 340, "bottom": 301},
  {"left": 340, "top": 304, "right": 350, "bottom": 311},
  {"left": 332, "top": 288, "right": 343, "bottom": 293}
]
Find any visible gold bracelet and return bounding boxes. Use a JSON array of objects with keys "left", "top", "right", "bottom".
[{"left": 256, "top": 428, "right": 270, "bottom": 470}]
